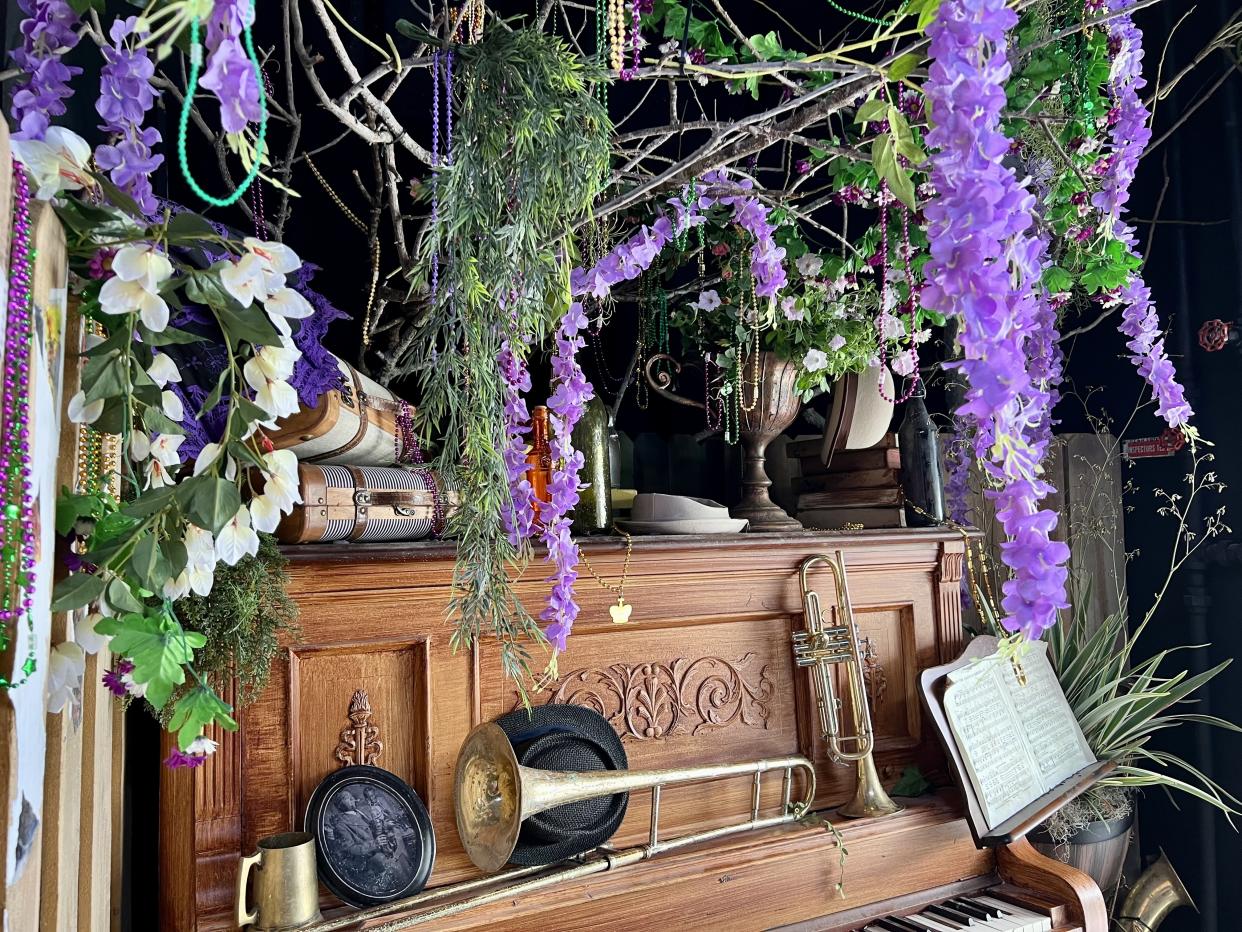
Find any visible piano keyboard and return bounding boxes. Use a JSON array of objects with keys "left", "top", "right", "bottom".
[{"left": 861, "top": 892, "right": 1055, "bottom": 932}]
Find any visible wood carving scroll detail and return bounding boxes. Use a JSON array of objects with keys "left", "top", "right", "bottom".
[
  {"left": 859, "top": 636, "right": 888, "bottom": 712},
  {"left": 532, "top": 653, "right": 774, "bottom": 741},
  {"left": 335, "top": 688, "right": 384, "bottom": 767}
]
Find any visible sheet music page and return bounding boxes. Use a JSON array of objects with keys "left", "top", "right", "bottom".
[
  {"left": 944, "top": 660, "right": 1044, "bottom": 829},
  {"left": 1002, "top": 641, "right": 1097, "bottom": 791}
]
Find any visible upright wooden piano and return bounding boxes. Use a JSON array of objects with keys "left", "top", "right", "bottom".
[{"left": 159, "top": 529, "right": 1105, "bottom": 930}]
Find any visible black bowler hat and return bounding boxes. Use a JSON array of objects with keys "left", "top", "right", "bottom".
[{"left": 492, "top": 704, "right": 629, "bottom": 866}]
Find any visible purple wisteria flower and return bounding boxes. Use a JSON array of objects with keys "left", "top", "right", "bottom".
[
  {"left": 921, "top": 0, "right": 1069, "bottom": 639},
  {"left": 499, "top": 329, "right": 537, "bottom": 547},
  {"left": 9, "top": 0, "right": 82, "bottom": 140},
  {"left": 540, "top": 301, "right": 593, "bottom": 652},
  {"left": 201, "top": 0, "right": 262, "bottom": 135},
  {"left": 95, "top": 16, "right": 162, "bottom": 216},
  {"left": 1092, "top": 0, "right": 1194, "bottom": 431}
]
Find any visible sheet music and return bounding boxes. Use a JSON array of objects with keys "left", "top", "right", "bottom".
[
  {"left": 944, "top": 661, "right": 1043, "bottom": 828},
  {"left": 944, "top": 643, "right": 1097, "bottom": 830},
  {"left": 999, "top": 642, "right": 1096, "bottom": 789}
]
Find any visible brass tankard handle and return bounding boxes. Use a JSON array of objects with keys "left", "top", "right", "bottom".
[{"left": 235, "top": 851, "right": 262, "bottom": 928}]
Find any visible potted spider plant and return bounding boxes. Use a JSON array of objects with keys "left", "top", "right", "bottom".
[{"left": 1024, "top": 594, "right": 1241, "bottom": 895}]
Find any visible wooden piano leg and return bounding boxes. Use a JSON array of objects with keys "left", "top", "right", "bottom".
[{"left": 997, "top": 837, "right": 1109, "bottom": 932}]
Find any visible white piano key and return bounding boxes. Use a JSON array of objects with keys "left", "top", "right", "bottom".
[
  {"left": 972, "top": 895, "right": 1052, "bottom": 932},
  {"left": 901, "top": 914, "right": 960, "bottom": 932}
]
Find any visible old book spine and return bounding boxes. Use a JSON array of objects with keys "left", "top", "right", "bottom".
[{"left": 793, "top": 468, "right": 900, "bottom": 493}]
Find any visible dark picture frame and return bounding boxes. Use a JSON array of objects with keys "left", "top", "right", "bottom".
[{"left": 304, "top": 765, "right": 435, "bottom": 908}]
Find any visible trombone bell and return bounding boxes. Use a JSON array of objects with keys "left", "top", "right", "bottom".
[
  {"left": 454, "top": 723, "right": 525, "bottom": 874},
  {"left": 797, "top": 552, "right": 902, "bottom": 819}
]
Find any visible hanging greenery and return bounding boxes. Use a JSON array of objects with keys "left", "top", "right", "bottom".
[
  {"left": 171, "top": 533, "right": 299, "bottom": 709},
  {"left": 399, "top": 27, "right": 610, "bottom": 681}
]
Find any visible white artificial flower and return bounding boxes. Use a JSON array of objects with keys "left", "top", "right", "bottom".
[
  {"left": 120, "top": 670, "right": 147, "bottom": 699},
  {"left": 878, "top": 313, "right": 905, "bottom": 340},
  {"left": 192, "top": 441, "right": 225, "bottom": 476},
  {"left": 163, "top": 569, "right": 192, "bottom": 601},
  {"left": 891, "top": 349, "right": 918, "bottom": 377},
  {"left": 145, "top": 459, "right": 172, "bottom": 489},
  {"left": 219, "top": 252, "right": 270, "bottom": 307},
  {"left": 186, "top": 735, "right": 219, "bottom": 758},
  {"left": 781, "top": 296, "right": 803, "bottom": 322},
  {"left": 112, "top": 244, "right": 173, "bottom": 292},
  {"left": 147, "top": 353, "right": 181, "bottom": 387},
  {"left": 46, "top": 641, "right": 86, "bottom": 714},
  {"left": 187, "top": 563, "right": 215, "bottom": 597},
  {"left": 215, "top": 506, "right": 260, "bottom": 565},
  {"left": 694, "top": 289, "right": 721, "bottom": 312},
  {"left": 184, "top": 524, "right": 215, "bottom": 563},
  {"left": 828, "top": 334, "right": 847, "bottom": 351},
  {"left": 913, "top": 328, "right": 932, "bottom": 345},
  {"left": 803, "top": 349, "right": 829, "bottom": 373},
  {"left": 796, "top": 253, "right": 824, "bottom": 278},
  {"left": 248, "top": 493, "right": 284, "bottom": 533},
  {"left": 74, "top": 613, "right": 112, "bottom": 655},
  {"left": 129, "top": 431, "right": 152, "bottom": 462},
  {"left": 243, "top": 237, "right": 301, "bottom": 276},
  {"left": 263, "top": 448, "right": 299, "bottom": 483},
  {"left": 251, "top": 375, "right": 301, "bottom": 426},
  {"left": 12, "top": 126, "right": 93, "bottom": 200},
  {"left": 244, "top": 343, "right": 299, "bottom": 386},
  {"left": 161, "top": 390, "right": 185, "bottom": 422},
  {"left": 263, "top": 287, "right": 313, "bottom": 320},
  {"left": 149, "top": 433, "right": 185, "bottom": 467},
  {"left": 99, "top": 276, "right": 170, "bottom": 332},
  {"left": 67, "top": 390, "right": 104, "bottom": 425}
]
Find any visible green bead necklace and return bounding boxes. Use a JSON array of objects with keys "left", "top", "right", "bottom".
[{"left": 177, "top": 0, "right": 268, "bottom": 208}]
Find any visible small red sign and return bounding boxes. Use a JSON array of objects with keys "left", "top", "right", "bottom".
[{"left": 1123, "top": 428, "right": 1186, "bottom": 460}]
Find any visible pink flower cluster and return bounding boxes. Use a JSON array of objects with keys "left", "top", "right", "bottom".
[{"left": 921, "top": 0, "right": 1069, "bottom": 639}]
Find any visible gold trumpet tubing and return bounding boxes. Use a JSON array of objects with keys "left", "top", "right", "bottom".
[{"left": 311, "top": 759, "right": 818, "bottom": 932}]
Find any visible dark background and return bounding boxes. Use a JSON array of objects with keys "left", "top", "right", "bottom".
[{"left": 4, "top": 1, "right": 1242, "bottom": 928}]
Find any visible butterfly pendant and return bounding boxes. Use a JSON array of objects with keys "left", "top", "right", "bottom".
[{"left": 609, "top": 597, "right": 633, "bottom": 624}]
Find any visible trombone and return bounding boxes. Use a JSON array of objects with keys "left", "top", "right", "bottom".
[
  {"left": 795, "top": 552, "right": 902, "bottom": 819},
  {"left": 296, "top": 724, "right": 817, "bottom": 931}
]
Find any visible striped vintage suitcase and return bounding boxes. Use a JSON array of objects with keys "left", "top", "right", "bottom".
[
  {"left": 267, "top": 355, "right": 415, "bottom": 466},
  {"left": 274, "top": 464, "right": 457, "bottom": 544}
]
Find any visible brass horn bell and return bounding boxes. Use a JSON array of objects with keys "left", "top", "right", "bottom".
[{"left": 1117, "top": 850, "right": 1196, "bottom": 931}]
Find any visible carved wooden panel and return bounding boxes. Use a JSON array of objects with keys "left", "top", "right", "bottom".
[{"left": 288, "top": 640, "right": 431, "bottom": 821}]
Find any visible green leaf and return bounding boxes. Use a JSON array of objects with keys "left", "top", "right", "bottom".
[
  {"left": 106, "top": 577, "right": 145, "bottom": 614},
  {"left": 81, "top": 352, "right": 127, "bottom": 403},
  {"left": 93, "top": 397, "right": 129, "bottom": 435},
  {"left": 98, "top": 612, "right": 205, "bottom": 710},
  {"left": 855, "top": 99, "right": 888, "bottom": 124},
  {"left": 166, "top": 211, "right": 218, "bottom": 243},
  {"left": 197, "top": 367, "right": 231, "bottom": 419},
  {"left": 169, "top": 685, "right": 237, "bottom": 750},
  {"left": 916, "top": 0, "right": 944, "bottom": 31},
  {"left": 138, "top": 325, "right": 206, "bottom": 347},
  {"left": 214, "top": 303, "right": 284, "bottom": 349},
  {"left": 185, "top": 478, "right": 242, "bottom": 535},
  {"left": 121, "top": 484, "right": 182, "bottom": 520},
  {"left": 142, "top": 406, "right": 184, "bottom": 437},
  {"left": 92, "top": 173, "right": 144, "bottom": 219},
  {"left": 129, "top": 534, "right": 172, "bottom": 593},
  {"left": 888, "top": 52, "right": 922, "bottom": 82},
  {"left": 50, "top": 573, "right": 106, "bottom": 612},
  {"left": 56, "top": 490, "right": 104, "bottom": 536},
  {"left": 891, "top": 765, "right": 931, "bottom": 796}
]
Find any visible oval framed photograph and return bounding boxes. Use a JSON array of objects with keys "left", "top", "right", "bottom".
[{"left": 304, "top": 764, "right": 435, "bottom": 908}]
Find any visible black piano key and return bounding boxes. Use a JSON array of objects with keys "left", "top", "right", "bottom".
[
  {"left": 946, "top": 898, "right": 991, "bottom": 920},
  {"left": 870, "top": 920, "right": 922, "bottom": 932},
  {"left": 950, "top": 897, "right": 1001, "bottom": 919},
  {"left": 921, "top": 906, "right": 969, "bottom": 928}
]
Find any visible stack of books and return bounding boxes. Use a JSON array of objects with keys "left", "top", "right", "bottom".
[{"left": 786, "top": 433, "right": 905, "bottom": 529}]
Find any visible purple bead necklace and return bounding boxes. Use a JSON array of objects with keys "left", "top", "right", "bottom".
[
  {"left": 0, "top": 164, "right": 40, "bottom": 685},
  {"left": 396, "top": 400, "right": 446, "bottom": 537}
]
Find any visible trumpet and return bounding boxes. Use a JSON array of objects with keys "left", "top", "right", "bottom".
[
  {"left": 295, "top": 724, "right": 817, "bottom": 931},
  {"left": 796, "top": 552, "right": 902, "bottom": 819}
]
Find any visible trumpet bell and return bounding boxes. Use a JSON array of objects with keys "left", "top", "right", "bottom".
[{"left": 454, "top": 723, "right": 524, "bottom": 874}]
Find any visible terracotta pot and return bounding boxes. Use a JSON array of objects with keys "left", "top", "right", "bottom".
[
  {"left": 1030, "top": 810, "right": 1133, "bottom": 897},
  {"left": 734, "top": 352, "right": 802, "bottom": 531}
]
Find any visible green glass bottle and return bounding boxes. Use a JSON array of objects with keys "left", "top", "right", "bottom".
[{"left": 572, "top": 395, "right": 613, "bottom": 534}]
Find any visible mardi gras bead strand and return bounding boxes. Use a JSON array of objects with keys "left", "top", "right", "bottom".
[{"left": 0, "top": 164, "right": 39, "bottom": 684}]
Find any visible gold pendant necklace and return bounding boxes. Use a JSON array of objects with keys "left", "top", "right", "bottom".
[{"left": 578, "top": 527, "right": 634, "bottom": 623}]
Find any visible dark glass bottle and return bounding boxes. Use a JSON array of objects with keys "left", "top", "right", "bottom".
[
  {"left": 572, "top": 395, "right": 613, "bottom": 534},
  {"left": 898, "top": 385, "right": 945, "bottom": 527}
]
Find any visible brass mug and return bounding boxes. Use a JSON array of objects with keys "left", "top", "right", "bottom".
[{"left": 235, "top": 832, "right": 323, "bottom": 930}]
